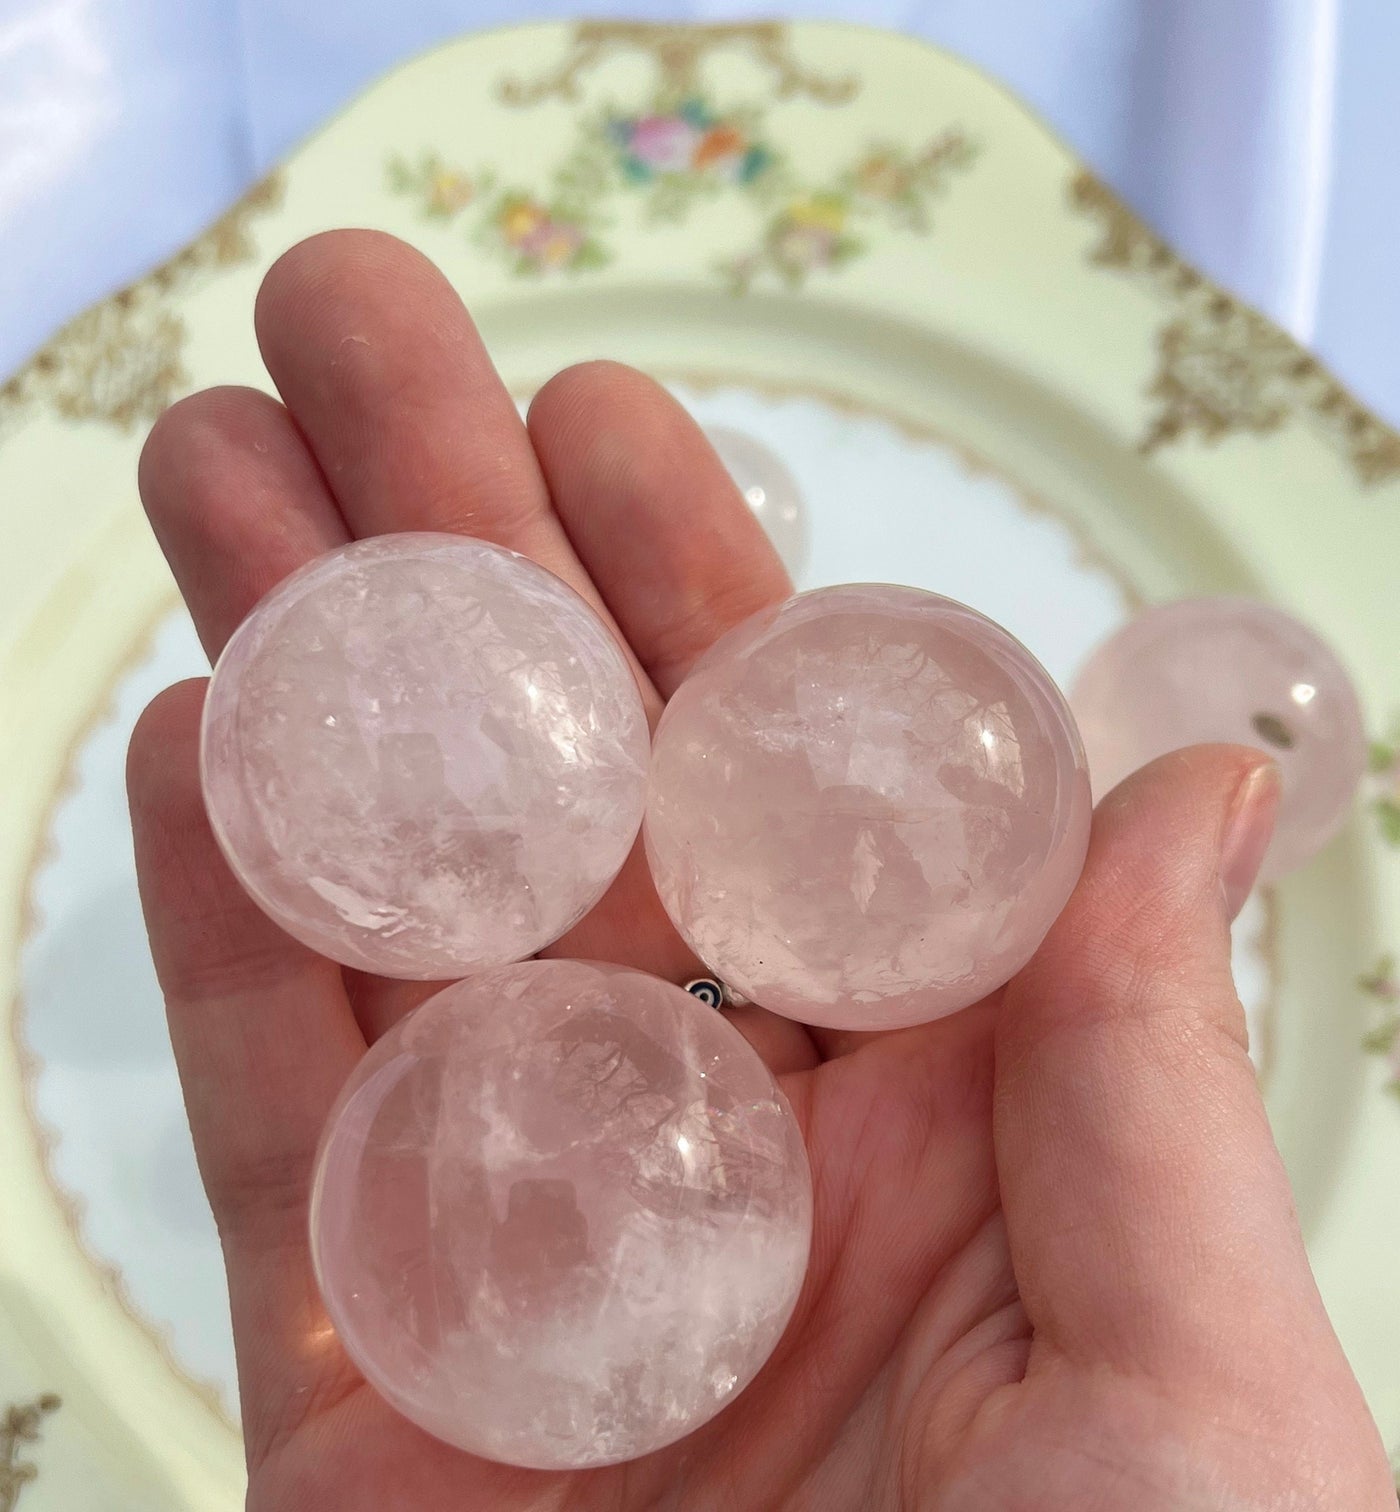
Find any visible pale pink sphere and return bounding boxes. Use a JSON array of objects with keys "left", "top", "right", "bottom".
[
  {"left": 705, "top": 425, "right": 810, "bottom": 580},
  {"left": 645, "top": 585, "right": 1092, "bottom": 1029},
  {"left": 1070, "top": 597, "right": 1367, "bottom": 880},
  {"left": 310, "top": 960, "right": 812, "bottom": 1468},
  {"left": 201, "top": 534, "right": 648, "bottom": 978}
]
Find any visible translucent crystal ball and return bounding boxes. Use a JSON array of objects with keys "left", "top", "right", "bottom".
[
  {"left": 645, "top": 585, "right": 1092, "bottom": 1029},
  {"left": 310, "top": 960, "right": 812, "bottom": 1468},
  {"left": 201, "top": 534, "right": 649, "bottom": 978},
  {"left": 706, "top": 425, "right": 810, "bottom": 580},
  {"left": 1070, "top": 597, "right": 1367, "bottom": 879}
]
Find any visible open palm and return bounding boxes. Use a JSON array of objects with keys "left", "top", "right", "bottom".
[{"left": 127, "top": 231, "right": 1391, "bottom": 1511}]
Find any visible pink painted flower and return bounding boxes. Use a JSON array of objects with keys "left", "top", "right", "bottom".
[
  {"left": 628, "top": 114, "right": 699, "bottom": 173},
  {"left": 521, "top": 219, "right": 585, "bottom": 268},
  {"left": 855, "top": 151, "right": 908, "bottom": 201},
  {"left": 773, "top": 222, "right": 839, "bottom": 271},
  {"left": 500, "top": 197, "right": 548, "bottom": 247}
]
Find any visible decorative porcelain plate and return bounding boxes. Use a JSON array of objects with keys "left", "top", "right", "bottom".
[{"left": 2, "top": 21, "right": 1399, "bottom": 1507}]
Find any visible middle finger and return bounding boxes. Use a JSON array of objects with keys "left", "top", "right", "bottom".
[{"left": 252, "top": 228, "right": 659, "bottom": 711}]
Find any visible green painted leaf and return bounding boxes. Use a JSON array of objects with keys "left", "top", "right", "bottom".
[
  {"left": 1363, "top": 1024, "right": 1400, "bottom": 1055},
  {"left": 568, "top": 240, "right": 608, "bottom": 270}
]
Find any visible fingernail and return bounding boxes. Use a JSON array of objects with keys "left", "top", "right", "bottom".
[{"left": 1220, "top": 761, "right": 1281, "bottom": 920}]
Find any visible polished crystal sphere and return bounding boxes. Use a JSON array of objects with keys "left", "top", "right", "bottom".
[
  {"left": 1070, "top": 597, "right": 1367, "bottom": 879},
  {"left": 645, "top": 585, "right": 1092, "bottom": 1029},
  {"left": 201, "top": 534, "right": 649, "bottom": 978},
  {"left": 706, "top": 425, "right": 810, "bottom": 579},
  {"left": 310, "top": 960, "right": 812, "bottom": 1468}
]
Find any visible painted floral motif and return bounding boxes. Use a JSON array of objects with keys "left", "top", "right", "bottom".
[
  {"left": 389, "top": 154, "right": 608, "bottom": 277},
  {"left": 1, "top": 1396, "right": 59, "bottom": 1512},
  {"left": 482, "top": 191, "right": 608, "bottom": 276},
  {"left": 611, "top": 99, "right": 772, "bottom": 187},
  {"left": 391, "top": 26, "right": 973, "bottom": 286},
  {"left": 626, "top": 100, "right": 767, "bottom": 213},
  {"left": 387, "top": 152, "right": 489, "bottom": 218},
  {"left": 720, "top": 192, "right": 860, "bottom": 292},
  {"left": 1361, "top": 955, "right": 1400, "bottom": 1098},
  {"left": 548, "top": 93, "right": 781, "bottom": 225},
  {"left": 1069, "top": 171, "right": 1400, "bottom": 486},
  {"left": 721, "top": 132, "right": 975, "bottom": 292},
  {"left": 391, "top": 114, "right": 975, "bottom": 286},
  {"left": 841, "top": 137, "right": 976, "bottom": 230}
]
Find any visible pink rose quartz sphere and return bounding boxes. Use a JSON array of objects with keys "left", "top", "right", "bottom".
[
  {"left": 705, "top": 425, "right": 810, "bottom": 579},
  {"left": 309, "top": 960, "right": 812, "bottom": 1468},
  {"left": 200, "top": 534, "right": 649, "bottom": 978},
  {"left": 645, "top": 585, "right": 1092, "bottom": 1030},
  {"left": 1070, "top": 597, "right": 1367, "bottom": 880}
]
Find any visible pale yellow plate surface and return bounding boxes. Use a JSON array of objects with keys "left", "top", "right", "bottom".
[{"left": 3, "top": 21, "right": 1399, "bottom": 1506}]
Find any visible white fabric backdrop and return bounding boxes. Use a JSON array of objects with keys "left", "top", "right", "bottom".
[{"left": 2, "top": 0, "right": 1394, "bottom": 420}]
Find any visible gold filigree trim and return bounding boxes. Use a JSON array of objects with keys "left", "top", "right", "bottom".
[
  {"left": 1, "top": 1396, "right": 59, "bottom": 1512},
  {"left": 0, "top": 172, "right": 284, "bottom": 436},
  {"left": 1070, "top": 171, "right": 1400, "bottom": 487},
  {"left": 498, "top": 20, "right": 857, "bottom": 107}
]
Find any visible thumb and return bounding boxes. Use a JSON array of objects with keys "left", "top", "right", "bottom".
[{"left": 994, "top": 745, "right": 1359, "bottom": 1399}]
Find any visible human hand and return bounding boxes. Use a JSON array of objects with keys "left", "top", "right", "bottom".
[{"left": 128, "top": 230, "right": 1393, "bottom": 1510}]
